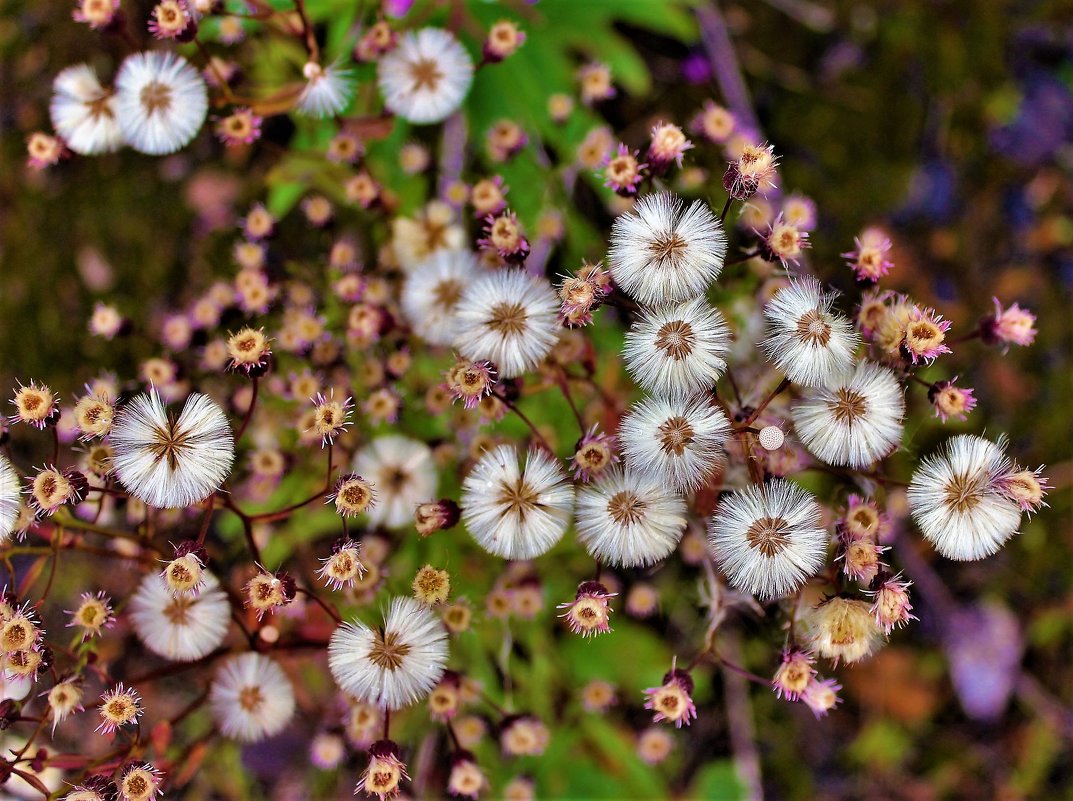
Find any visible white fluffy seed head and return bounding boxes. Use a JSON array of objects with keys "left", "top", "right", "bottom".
[
  {"left": 791, "top": 361, "right": 905, "bottom": 469},
  {"left": 110, "top": 388, "right": 234, "bottom": 509},
  {"left": 609, "top": 193, "right": 727, "bottom": 305},
  {"left": 761, "top": 276, "right": 860, "bottom": 388},
  {"left": 296, "top": 62, "right": 354, "bottom": 118},
  {"left": 50, "top": 63, "right": 124, "bottom": 155},
  {"left": 461, "top": 444, "right": 574, "bottom": 560},
  {"left": 328, "top": 596, "right": 449, "bottom": 710},
  {"left": 114, "top": 51, "right": 208, "bottom": 155},
  {"left": 575, "top": 468, "right": 687, "bottom": 568},
  {"left": 452, "top": 268, "right": 560, "bottom": 379},
  {"left": 129, "top": 571, "right": 230, "bottom": 662},
  {"left": 210, "top": 653, "right": 296, "bottom": 742},
  {"left": 619, "top": 393, "right": 731, "bottom": 494},
  {"left": 378, "top": 28, "right": 474, "bottom": 124},
  {"left": 352, "top": 436, "right": 437, "bottom": 529},
  {"left": 708, "top": 479, "right": 828, "bottom": 600},
  {"left": 0, "top": 455, "right": 19, "bottom": 545},
  {"left": 401, "top": 250, "right": 483, "bottom": 346},
  {"left": 623, "top": 297, "right": 731, "bottom": 399},
  {"left": 908, "top": 434, "right": 1023, "bottom": 560}
]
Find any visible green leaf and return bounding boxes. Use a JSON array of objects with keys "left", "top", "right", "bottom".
[{"left": 686, "top": 760, "right": 746, "bottom": 801}]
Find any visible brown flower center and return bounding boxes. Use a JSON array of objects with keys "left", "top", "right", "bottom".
[
  {"left": 496, "top": 478, "right": 539, "bottom": 522},
  {"left": 487, "top": 302, "right": 528, "bottom": 336},
  {"left": 654, "top": 320, "right": 695, "bottom": 360},
  {"left": 942, "top": 473, "right": 982, "bottom": 513},
  {"left": 831, "top": 388, "right": 867, "bottom": 424},
  {"left": 647, "top": 232, "right": 687, "bottom": 267},
  {"left": 433, "top": 279, "right": 462, "bottom": 308},
  {"left": 409, "top": 57, "right": 443, "bottom": 91},
  {"left": 163, "top": 595, "right": 193, "bottom": 625},
  {"left": 368, "top": 629, "right": 412, "bottom": 671},
  {"left": 657, "top": 416, "right": 694, "bottom": 456},
  {"left": 744, "top": 515, "right": 791, "bottom": 557},
  {"left": 607, "top": 490, "right": 646, "bottom": 525},
  {"left": 140, "top": 81, "right": 173, "bottom": 115},
  {"left": 796, "top": 309, "right": 832, "bottom": 346},
  {"left": 239, "top": 685, "right": 264, "bottom": 712}
]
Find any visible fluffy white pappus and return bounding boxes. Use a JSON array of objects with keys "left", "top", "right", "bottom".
[
  {"left": 0, "top": 454, "right": 19, "bottom": 545},
  {"left": 328, "top": 596, "right": 449, "bottom": 711},
  {"left": 378, "top": 27, "right": 474, "bottom": 124},
  {"left": 791, "top": 361, "right": 905, "bottom": 469},
  {"left": 352, "top": 435, "right": 437, "bottom": 529},
  {"left": 709, "top": 479, "right": 827, "bottom": 600},
  {"left": 50, "top": 64, "right": 124, "bottom": 156},
  {"left": 761, "top": 276, "right": 860, "bottom": 388},
  {"left": 907, "top": 434, "right": 1022, "bottom": 560},
  {"left": 110, "top": 388, "right": 234, "bottom": 509},
  {"left": 452, "top": 268, "right": 560, "bottom": 379},
  {"left": 575, "top": 468, "right": 687, "bottom": 568},
  {"left": 461, "top": 444, "right": 574, "bottom": 560},
  {"left": 619, "top": 394, "right": 731, "bottom": 494},
  {"left": 401, "top": 250, "right": 483, "bottom": 346},
  {"left": 623, "top": 297, "right": 731, "bottom": 399},
  {"left": 608, "top": 193, "right": 727, "bottom": 305},
  {"left": 209, "top": 653, "right": 296, "bottom": 742},
  {"left": 129, "top": 571, "right": 230, "bottom": 662},
  {"left": 296, "top": 62, "right": 355, "bottom": 118},
  {"left": 114, "top": 51, "right": 208, "bottom": 155}
]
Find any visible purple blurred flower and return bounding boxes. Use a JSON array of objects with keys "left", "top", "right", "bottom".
[{"left": 944, "top": 602, "right": 1023, "bottom": 722}]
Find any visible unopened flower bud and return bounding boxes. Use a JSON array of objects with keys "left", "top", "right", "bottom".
[
  {"left": 772, "top": 650, "right": 815, "bottom": 701},
  {"left": 483, "top": 20, "right": 525, "bottom": 62},
  {"left": 414, "top": 499, "right": 461, "bottom": 536}
]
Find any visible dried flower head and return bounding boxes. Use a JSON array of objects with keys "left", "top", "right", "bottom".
[
  {"left": 73, "top": 394, "right": 114, "bottom": 439},
  {"left": 982, "top": 297, "right": 1037, "bottom": 348},
  {"left": 296, "top": 61, "right": 354, "bottom": 118},
  {"left": 357, "top": 740, "right": 409, "bottom": 800},
  {"left": 643, "top": 663, "right": 696, "bottom": 728},
  {"left": 602, "top": 144, "right": 647, "bottom": 195},
  {"left": 557, "top": 581, "right": 615, "bottom": 637},
  {"left": 10, "top": 381, "right": 59, "bottom": 429},
  {"left": 67, "top": 591, "right": 115, "bottom": 638},
  {"left": 444, "top": 360, "right": 498, "bottom": 410},
  {"left": 415, "top": 499, "right": 461, "bottom": 536},
  {"left": 307, "top": 391, "right": 353, "bottom": 446},
  {"left": 484, "top": 20, "right": 525, "bottom": 62},
  {"left": 772, "top": 650, "right": 815, "bottom": 701},
  {"left": 226, "top": 328, "right": 272, "bottom": 376},
  {"left": 805, "top": 597, "right": 883, "bottom": 665},
  {"left": 97, "top": 683, "right": 142, "bottom": 734},
  {"left": 244, "top": 569, "right": 295, "bottom": 620},
  {"left": 317, "top": 539, "right": 366, "bottom": 590},
  {"left": 412, "top": 565, "right": 451, "bottom": 606},
  {"left": 723, "top": 141, "right": 778, "bottom": 199}
]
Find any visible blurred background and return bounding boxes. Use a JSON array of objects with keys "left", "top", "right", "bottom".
[{"left": 1, "top": 1, "right": 1072, "bottom": 799}]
